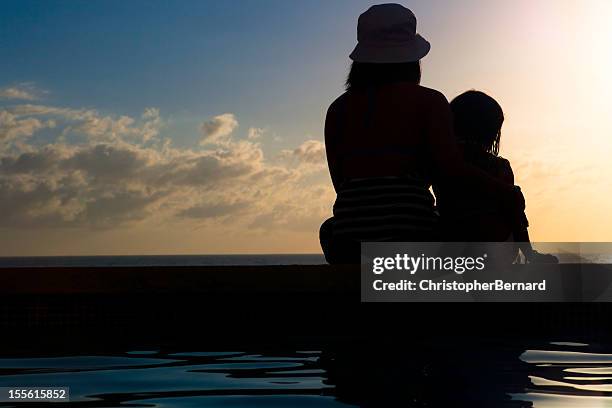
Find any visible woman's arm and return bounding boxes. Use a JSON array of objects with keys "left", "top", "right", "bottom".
[{"left": 324, "top": 96, "right": 346, "bottom": 192}]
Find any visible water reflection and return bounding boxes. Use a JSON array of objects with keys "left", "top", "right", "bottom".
[
  {"left": 515, "top": 343, "right": 612, "bottom": 407},
  {"left": 0, "top": 351, "right": 345, "bottom": 407},
  {"left": 324, "top": 339, "right": 612, "bottom": 407},
  {"left": 0, "top": 342, "right": 611, "bottom": 407},
  {"left": 322, "top": 339, "right": 532, "bottom": 407}
]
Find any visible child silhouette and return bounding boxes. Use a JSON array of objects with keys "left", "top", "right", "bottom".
[{"left": 435, "top": 90, "right": 557, "bottom": 263}]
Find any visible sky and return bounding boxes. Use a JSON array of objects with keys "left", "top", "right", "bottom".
[{"left": 0, "top": 0, "right": 611, "bottom": 255}]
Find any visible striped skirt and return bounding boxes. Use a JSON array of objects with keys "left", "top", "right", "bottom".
[{"left": 331, "top": 176, "right": 438, "bottom": 242}]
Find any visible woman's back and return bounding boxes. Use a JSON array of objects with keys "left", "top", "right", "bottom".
[
  {"left": 325, "top": 82, "right": 452, "bottom": 189},
  {"left": 321, "top": 83, "right": 452, "bottom": 256}
]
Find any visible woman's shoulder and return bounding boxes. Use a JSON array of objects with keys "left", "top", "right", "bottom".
[
  {"left": 391, "top": 83, "right": 449, "bottom": 104},
  {"left": 327, "top": 92, "right": 349, "bottom": 117},
  {"left": 416, "top": 84, "right": 448, "bottom": 101},
  {"left": 327, "top": 85, "right": 450, "bottom": 117}
]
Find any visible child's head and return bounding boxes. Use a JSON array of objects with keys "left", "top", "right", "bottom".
[{"left": 450, "top": 90, "right": 504, "bottom": 156}]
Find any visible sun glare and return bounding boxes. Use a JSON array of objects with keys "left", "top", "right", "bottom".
[{"left": 585, "top": 1, "right": 612, "bottom": 92}]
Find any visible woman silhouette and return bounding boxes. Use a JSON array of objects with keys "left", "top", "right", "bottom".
[{"left": 320, "top": 4, "right": 524, "bottom": 264}]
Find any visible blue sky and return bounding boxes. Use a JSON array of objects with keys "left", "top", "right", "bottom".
[{"left": 2, "top": 0, "right": 364, "bottom": 148}]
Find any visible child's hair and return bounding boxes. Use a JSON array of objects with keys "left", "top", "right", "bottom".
[{"left": 450, "top": 90, "right": 504, "bottom": 156}]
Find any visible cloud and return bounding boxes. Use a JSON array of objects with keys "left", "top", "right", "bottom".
[
  {"left": 0, "top": 83, "right": 46, "bottom": 101},
  {"left": 291, "top": 140, "right": 326, "bottom": 164},
  {"left": 8, "top": 104, "right": 91, "bottom": 119},
  {"left": 280, "top": 139, "right": 326, "bottom": 170},
  {"left": 0, "top": 104, "right": 333, "bottom": 233},
  {"left": 0, "top": 110, "right": 56, "bottom": 144},
  {"left": 247, "top": 127, "right": 264, "bottom": 140},
  {"left": 141, "top": 108, "right": 161, "bottom": 142},
  {"left": 80, "top": 189, "right": 166, "bottom": 227},
  {"left": 200, "top": 113, "right": 238, "bottom": 145},
  {"left": 178, "top": 201, "right": 250, "bottom": 219},
  {"left": 3, "top": 104, "right": 164, "bottom": 148}
]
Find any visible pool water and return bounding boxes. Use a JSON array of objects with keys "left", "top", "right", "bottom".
[
  {"left": 0, "top": 351, "right": 348, "bottom": 407},
  {"left": 1, "top": 342, "right": 612, "bottom": 407},
  {"left": 518, "top": 343, "right": 612, "bottom": 407}
]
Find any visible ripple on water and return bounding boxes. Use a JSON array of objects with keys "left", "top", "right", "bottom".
[
  {"left": 3, "top": 343, "right": 612, "bottom": 407},
  {"left": 0, "top": 351, "right": 346, "bottom": 408},
  {"left": 513, "top": 342, "right": 612, "bottom": 407}
]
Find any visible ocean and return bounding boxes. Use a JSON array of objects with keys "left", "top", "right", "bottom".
[
  {"left": 2, "top": 251, "right": 611, "bottom": 268},
  {"left": 0, "top": 254, "right": 327, "bottom": 268}
]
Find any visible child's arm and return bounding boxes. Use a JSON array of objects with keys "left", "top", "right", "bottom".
[
  {"left": 499, "top": 159, "right": 535, "bottom": 257},
  {"left": 515, "top": 224, "right": 535, "bottom": 259},
  {"left": 498, "top": 158, "right": 557, "bottom": 263},
  {"left": 498, "top": 158, "right": 515, "bottom": 185}
]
